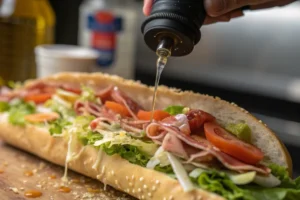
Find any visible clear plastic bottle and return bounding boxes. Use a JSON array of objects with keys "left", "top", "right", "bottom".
[
  {"left": 0, "top": 0, "right": 55, "bottom": 84},
  {"left": 78, "top": 0, "right": 138, "bottom": 79}
]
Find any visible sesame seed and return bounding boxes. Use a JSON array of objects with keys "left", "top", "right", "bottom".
[
  {"left": 143, "top": 184, "right": 147, "bottom": 189},
  {"left": 132, "top": 189, "right": 135, "bottom": 194},
  {"left": 111, "top": 170, "right": 115, "bottom": 175},
  {"left": 139, "top": 177, "right": 144, "bottom": 181},
  {"left": 138, "top": 188, "right": 142, "bottom": 193},
  {"left": 155, "top": 180, "right": 160, "bottom": 184},
  {"left": 9, "top": 187, "right": 19, "bottom": 194},
  {"left": 125, "top": 188, "right": 129, "bottom": 193},
  {"left": 131, "top": 175, "right": 135, "bottom": 180},
  {"left": 96, "top": 174, "right": 102, "bottom": 179},
  {"left": 148, "top": 192, "right": 152, "bottom": 197},
  {"left": 152, "top": 186, "right": 156, "bottom": 191},
  {"left": 141, "top": 195, "right": 145, "bottom": 199},
  {"left": 126, "top": 176, "right": 129, "bottom": 180},
  {"left": 129, "top": 182, "right": 133, "bottom": 186},
  {"left": 163, "top": 198, "right": 167, "bottom": 200},
  {"left": 169, "top": 196, "right": 174, "bottom": 200},
  {"left": 101, "top": 166, "right": 106, "bottom": 174}
]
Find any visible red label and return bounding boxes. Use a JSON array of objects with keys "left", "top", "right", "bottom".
[{"left": 92, "top": 32, "right": 116, "bottom": 50}]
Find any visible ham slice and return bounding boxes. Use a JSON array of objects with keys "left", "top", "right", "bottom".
[
  {"left": 146, "top": 122, "right": 270, "bottom": 175},
  {"left": 162, "top": 134, "right": 188, "bottom": 159},
  {"left": 111, "top": 87, "right": 143, "bottom": 119}
]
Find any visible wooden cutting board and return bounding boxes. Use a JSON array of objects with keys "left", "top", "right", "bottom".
[{"left": 0, "top": 140, "right": 136, "bottom": 200}]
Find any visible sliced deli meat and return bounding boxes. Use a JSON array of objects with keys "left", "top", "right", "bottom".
[{"left": 146, "top": 119, "right": 270, "bottom": 175}]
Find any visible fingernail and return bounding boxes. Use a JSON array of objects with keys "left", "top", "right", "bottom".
[
  {"left": 220, "top": 15, "right": 231, "bottom": 22},
  {"left": 205, "top": 0, "right": 226, "bottom": 16},
  {"left": 231, "top": 11, "right": 244, "bottom": 18}
]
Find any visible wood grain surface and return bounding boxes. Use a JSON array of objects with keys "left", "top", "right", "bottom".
[{"left": 0, "top": 140, "right": 136, "bottom": 200}]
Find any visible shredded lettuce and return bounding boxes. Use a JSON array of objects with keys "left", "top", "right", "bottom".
[
  {"left": 0, "top": 101, "right": 10, "bottom": 112},
  {"left": 94, "top": 133, "right": 158, "bottom": 156},
  {"left": 8, "top": 99, "right": 36, "bottom": 126},
  {"left": 45, "top": 97, "right": 76, "bottom": 119},
  {"left": 79, "top": 85, "right": 99, "bottom": 103},
  {"left": 164, "top": 105, "right": 185, "bottom": 115}
]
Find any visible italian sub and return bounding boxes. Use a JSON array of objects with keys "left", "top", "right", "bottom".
[{"left": 0, "top": 72, "right": 299, "bottom": 200}]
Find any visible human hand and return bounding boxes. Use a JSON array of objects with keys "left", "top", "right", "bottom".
[{"left": 143, "top": 0, "right": 296, "bottom": 24}]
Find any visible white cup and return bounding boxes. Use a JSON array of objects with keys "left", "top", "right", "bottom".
[{"left": 35, "top": 44, "right": 99, "bottom": 78}]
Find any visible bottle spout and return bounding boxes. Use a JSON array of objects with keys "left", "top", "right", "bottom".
[{"left": 156, "top": 37, "right": 174, "bottom": 58}]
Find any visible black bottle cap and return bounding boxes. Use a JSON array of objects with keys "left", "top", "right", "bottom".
[{"left": 141, "top": 0, "right": 206, "bottom": 57}]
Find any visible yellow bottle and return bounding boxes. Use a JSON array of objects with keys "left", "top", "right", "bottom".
[{"left": 0, "top": 0, "right": 55, "bottom": 85}]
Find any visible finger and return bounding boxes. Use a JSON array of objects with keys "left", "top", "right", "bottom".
[
  {"left": 143, "top": 0, "right": 153, "bottom": 16},
  {"left": 249, "top": 0, "right": 296, "bottom": 10},
  {"left": 203, "top": 9, "right": 244, "bottom": 25},
  {"left": 204, "top": 0, "right": 273, "bottom": 17}
]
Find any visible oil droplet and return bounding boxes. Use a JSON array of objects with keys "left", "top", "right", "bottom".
[
  {"left": 87, "top": 188, "right": 100, "bottom": 193},
  {"left": 0, "top": 169, "right": 4, "bottom": 174},
  {"left": 24, "top": 190, "right": 42, "bottom": 198},
  {"left": 70, "top": 178, "right": 80, "bottom": 184},
  {"left": 48, "top": 175, "right": 56, "bottom": 179},
  {"left": 24, "top": 170, "right": 33, "bottom": 177},
  {"left": 58, "top": 186, "right": 71, "bottom": 193}
]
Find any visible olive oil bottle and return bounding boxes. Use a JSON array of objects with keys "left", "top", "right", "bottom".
[{"left": 0, "top": 0, "right": 55, "bottom": 85}]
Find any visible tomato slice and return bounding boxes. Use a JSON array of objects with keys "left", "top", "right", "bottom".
[
  {"left": 204, "top": 122, "right": 264, "bottom": 165},
  {"left": 24, "top": 93, "right": 53, "bottom": 104},
  {"left": 24, "top": 112, "right": 60, "bottom": 123},
  {"left": 104, "top": 101, "right": 131, "bottom": 117},
  {"left": 137, "top": 110, "right": 170, "bottom": 121}
]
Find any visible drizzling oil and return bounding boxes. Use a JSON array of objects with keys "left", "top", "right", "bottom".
[
  {"left": 151, "top": 56, "right": 168, "bottom": 121},
  {"left": 150, "top": 37, "right": 173, "bottom": 121}
]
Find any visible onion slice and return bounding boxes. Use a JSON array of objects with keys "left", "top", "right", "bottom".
[{"left": 167, "top": 152, "right": 195, "bottom": 192}]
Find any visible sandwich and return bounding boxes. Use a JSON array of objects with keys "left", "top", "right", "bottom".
[{"left": 0, "top": 72, "right": 299, "bottom": 200}]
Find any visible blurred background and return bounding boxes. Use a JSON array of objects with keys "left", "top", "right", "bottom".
[{"left": 0, "top": 0, "right": 299, "bottom": 177}]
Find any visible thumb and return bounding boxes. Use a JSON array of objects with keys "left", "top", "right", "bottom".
[
  {"left": 204, "top": 0, "right": 273, "bottom": 17},
  {"left": 143, "top": 0, "right": 153, "bottom": 16}
]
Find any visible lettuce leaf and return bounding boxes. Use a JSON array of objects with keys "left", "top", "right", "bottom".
[
  {"left": 164, "top": 105, "right": 185, "bottom": 115},
  {"left": 102, "top": 143, "right": 150, "bottom": 167},
  {"left": 8, "top": 99, "right": 36, "bottom": 126},
  {"left": 269, "top": 164, "right": 299, "bottom": 189},
  {"left": 0, "top": 101, "right": 10, "bottom": 112},
  {"left": 78, "top": 130, "right": 103, "bottom": 146},
  {"left": 155, "top": 165, "right": 174, "bottom": 174},
  {"left": 194, "top": 170, "right": 254, "bottom": 200},
  {"left": 191, "top": 166, "right": 300, "bottom": 200},
  {"left": 245, "top": 187, "right": 300, "bottom": 200},
  {"left": 49, "top": 118, "right": 72, "bottom": 135}
]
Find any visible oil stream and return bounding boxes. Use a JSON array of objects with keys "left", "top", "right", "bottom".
[{"left": 151, "top": 56, "right": 168, "bottom": 121}]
